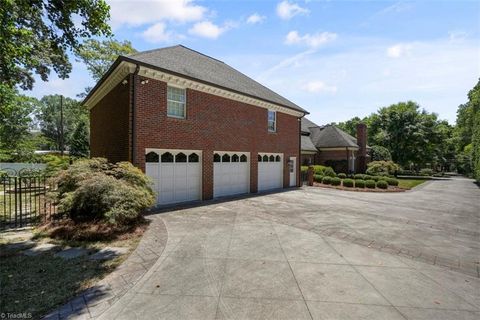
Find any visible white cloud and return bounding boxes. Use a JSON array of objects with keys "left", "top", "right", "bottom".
[
  {"left": 247, "top": 13, "right": 266, "bottom": 24},
  {"left": 276, "top": 1, "right": 309, "bottom": 20},
  {"left": 285, "top": 31, "right": 337, "bottom": 48},
  {"left": 303, "top": 81, "right": 338, "bottom": 94},
  {"left": 448, "top": 31, "right": 468, "bottom": 41},
  {"left": 141, "top": 22, "right": 173, "bottom": 43},
  {"left": 387, "top": 43, "right": 413, "bottom": 58},
  {"left": 188, "top": 21, "right": 230, "bottom": 39},
  {"left": 107, "top": 0, "right": 207, "bottom": 28}
]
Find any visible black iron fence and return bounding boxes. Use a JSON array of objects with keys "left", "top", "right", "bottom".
[
  {"left": 301, "top": 169, "right": 308, "bottom": 185},
  {"left": 1, "top": 175, "right": 60, "bottom": 230}
]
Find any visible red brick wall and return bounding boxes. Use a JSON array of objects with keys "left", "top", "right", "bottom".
[
  {"left": 90, "top": 75, "right": 131, "bottom": 163},
  {"left": 132, "top": 76, "right": 300, "bottom": 200}
]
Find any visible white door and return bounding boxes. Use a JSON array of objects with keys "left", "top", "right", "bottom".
[
  {"left": 145, "top": 149, "right": 202, "bottom": 205},
  {"left": 214, "top": 152, "right": 250, "bottom": 198},
  {"left": 258, "top": 153, "right": 283, "bottom": 191},
  {"left": 289, "top": 157, "right": 296, "bottom": 187}
]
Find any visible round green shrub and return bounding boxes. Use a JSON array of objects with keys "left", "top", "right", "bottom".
[
  {"left": 376, "top": 180, "right": 388, "bottom": 189},
  {"left": 313, "top": 165, "right": 327, "bottom": 175},
  {"left": 354, "top": 174, "right": 364, "bottom": 180},
  {"left": 343, "top": 178, "right": 354, "bottom": 187},
  {"left": 386, "top": 177, "right": 399, "bottom": 186},
  {"left": 355, "top": 179, "right": 366, "bottom": 188},
  {"left": 51, "top": 158, "right": 155, "bottom": 225},
  {"left": 322, "top": 176, "right": 332, "bottom": 185},
  {"left": 337, "top": 173, "right": 347, "bottom": 179},
  {"left": 371, "top": 176, "right": 382, "bottom": 182},
  {"left": 331, "top": 177, "right": 341, "bottom": 186},
  {"left": 314, "top": 174, "right": 323, "bottom": 183},
  {"left": 323, "top": 167, "right": 336, "bottom": 177},
  {"left": 365, "top": 179, "right": 376, "bottom": 189}
]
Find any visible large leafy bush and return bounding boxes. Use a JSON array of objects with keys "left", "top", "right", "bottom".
[
  {"left": 366, "top": 161, "right": 400, "bottom": 176},
  {"left": 51, "top": 158, "right": 155, "bottom": 225},
  {"left": 371, "top": 145, "right": 392, "bottom": 161}
]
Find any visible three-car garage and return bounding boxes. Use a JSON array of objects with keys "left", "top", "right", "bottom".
[{"left": 145, "top": 149, "right": 289, "bottom": 206}]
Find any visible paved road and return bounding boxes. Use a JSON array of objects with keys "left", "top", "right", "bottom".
[{"left": 97, "top": 177, "right": 479, "bottom": 320}]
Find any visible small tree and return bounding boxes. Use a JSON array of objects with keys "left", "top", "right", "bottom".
[
  {"left": 70, "top": 118, "right": 89, "bottom": 157},
  {"left": 370, "top": 145, "right": 392, "bottom": 161}
]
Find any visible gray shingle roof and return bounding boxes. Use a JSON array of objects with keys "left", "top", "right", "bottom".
[
  {"left": 301, "top": 117, "right": 320, "bottom": 133},
  {"left": 301, "top": 135, "right": 318, "bottom": 152},
  {"left": 310, "top": 125, "right": 359, "bottom": 149},
  {"left": 126, "top": 45, "right": 307, "bottom": 113}
]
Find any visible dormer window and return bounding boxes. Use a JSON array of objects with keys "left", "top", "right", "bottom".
[
  {"left": 167, "top": 86, "right": 186, "bottom": 118},
  {"left": 268, "top": 110, "right": 276, "bottom": 132}
]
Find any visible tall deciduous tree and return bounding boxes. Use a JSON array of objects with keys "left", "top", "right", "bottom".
[
  {"left": 0, "top": 0, "right": 111, "bottom": 90},
  {"left": 75, "top": 39, "right": 137, "bottom": 82}
]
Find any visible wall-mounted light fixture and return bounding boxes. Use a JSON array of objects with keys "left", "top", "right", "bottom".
[
  {"left": 141, "top": 80, "right": 149, "bottom": 85},
  {"left": 122, "top": 79, "right": 128, "bottom": 85}
]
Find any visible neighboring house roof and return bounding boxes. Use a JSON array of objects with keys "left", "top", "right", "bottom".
[
  {"left": 125, "top": 45, "right": 307, "bottom": 113},
  {"left": 301, "top": 117, "right": 370, "bottom": 151},
  {"left": 310, "top": 125, "right": 360, "bottom": 149},
  {"left": 301, "top": 135, "right": 318, "bottom": 152}
]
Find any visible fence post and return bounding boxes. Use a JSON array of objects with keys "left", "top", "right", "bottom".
[{"left": 307, "top": 165, "right": 314, "bottom": 186}]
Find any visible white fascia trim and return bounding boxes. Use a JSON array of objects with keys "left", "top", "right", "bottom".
[
  {"left": 84, "top": 63, "right": 305, "bottom": 117},
  {"left": 139, "top": 66, "right": 303, "bottom": 117},
  {"left": 318, "top": 147, "right": 359, "bottom": 151},
  {"left": 84, "top": 61, "right": 137, "bottom": 109}
]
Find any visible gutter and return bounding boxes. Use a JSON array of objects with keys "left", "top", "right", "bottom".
[{"left": 131, "top": 65, "right": 140, "bottom": 164}]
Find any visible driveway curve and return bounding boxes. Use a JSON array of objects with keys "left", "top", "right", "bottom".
[{"left": 81, "top": 177, "right": 479, "bottom": 319}]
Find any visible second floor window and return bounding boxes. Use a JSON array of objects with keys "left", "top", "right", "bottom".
[
  {"left": 268, "top": 110, "right": 276, "bottom": 132},
  {"left": 167, "top": 86, "right": 186, "bottom": 118}
]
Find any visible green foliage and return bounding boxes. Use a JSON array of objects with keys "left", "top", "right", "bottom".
[
  {"left": 337, "top": 173, "right": 347, "bottom": 179},
  {"left": 366, "top": 161, "right": 400, "bottom": 176},
  {"left": 42, "top": 154, "right": 70, "bottom": 175},
  {"left": 419, "top": 168, "right": 433, "bottom": 176},
  {"left": 331, "top": 177, "right": 341, "bottom": 186},
  {"left": 343, "top": 178, "right": 354, "bottom": 187},
  {"left": 376, "top": 180, "right": 388, "bottom": 189},
  {"left": 75, "top": 39, "right": 137, "bottom": 82},
  {"left": 51, "top": 158, "right": 155, "bottom": 225},
  {"left": 335, "top": 117, "right": 365, "bottom": 137},
  {"left": 313, "top": 174, "right": 323, "bottom": 183},
  {"left": 468, "top": 80, "right": 480, "bottom": 182},
  {"left": 322, "top": 176, "right": 332, "bottom": 185},
  {"left": 355, "top": 179, "right": 366, "bottom": 188},
  {"left": 301, "top": 166, "right": 309, "bottom": 173},
  {"left": 354, "top": 174, "right": 365, "bottom": 180},
  {"left": 312, "top": 165, "right": 327, "bottom": 175},
  {"left": 323, "top": 167, "right": 336, "bottom": 177},
  {"left": 69, "top": 118, "right": 90, "bottom": 157},
  {"left": 365, "top": 180, "right": 376, "bottom": 189},
  {"left": 370, "top": 176, "right": 381, "bottom": 181},
  {"left": 386, "top": 178, "right": 399, "bottom": 186},
  {"left": 0, "top": 0, "right": 111, "bottom": 90},
  {"left": 370, "top": 145, "right": 392, "bottom": 161}
]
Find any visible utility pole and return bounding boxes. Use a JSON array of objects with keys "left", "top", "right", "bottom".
[{"left": 60, "top": 95, "right": 64, "bottom": 156}]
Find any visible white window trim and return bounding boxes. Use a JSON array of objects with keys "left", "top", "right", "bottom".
[
  {"left": 167, "top": 85, "right": 187, "bottom": 119},
  {"left": 268, "top": 110, "right": 276, "bottom": 132}
]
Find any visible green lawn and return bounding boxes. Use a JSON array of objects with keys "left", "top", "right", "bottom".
[{"left": 398, "top": 178, "right": 428, "bottom": 189}]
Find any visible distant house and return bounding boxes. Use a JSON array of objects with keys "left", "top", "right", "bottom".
[
  {"left": 301, "top": 118, "right": 370, "bottom": 173},
  {"left": 83, "top": 45, "right": 308, "bottom": 206}
]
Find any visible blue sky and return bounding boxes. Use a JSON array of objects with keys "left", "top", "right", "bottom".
[{"left": 27, "top": 0, "right": 480, "bottom": 125}]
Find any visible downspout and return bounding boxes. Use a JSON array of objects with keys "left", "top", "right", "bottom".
[
  {"left": 131, "top": 65, "right": 140, "bottom": 166},
  {"left": 298, "top": 115, "right": 304, "bottom": 187}
]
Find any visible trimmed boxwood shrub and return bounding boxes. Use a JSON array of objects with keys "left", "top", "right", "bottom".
[
  {"left": 323, "top": 167, "right": 336, "bottom": 177},
  {"left": 313, "top": 165, "right": 327, "bottom": 175},
  {"left": 322, "top": 176, "right": 333, "bottom": 185},
  {"left": 314, "top": 174, "right": 323, "bottom": 183},
  {"left": 354, "top": 174, "right": 364, "bottom": 180},
  {"left": 337, "top": 173, "right": 347, "bottom": 179},
  {"left": 343, "top": 178, "right": 354, "bottom": 187},
  {"left": 371, "top": 176, "right": 382, "bottom": 182},
  {"left": 386, "top": 177, "right": 399, "bottom": 186},
  {"left": 355, "top": 179, "right": 366, "bottom": 188},
  {"left": 331, "top": 177, "right": 341, "bottom": 186},
  {"left": 377, "top": 180, "right": 388, "bottom": 189},
  {"left": 365, "top": 179, "right": 376, "bottom": 189}
]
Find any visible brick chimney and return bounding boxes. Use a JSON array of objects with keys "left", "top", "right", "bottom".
[{"left": 356, "top": 123, "right": 367, "bottom": 173}]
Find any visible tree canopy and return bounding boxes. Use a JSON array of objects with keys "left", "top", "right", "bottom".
[{"left": 0, "top": 0, "right": 111, "bottom": 90}]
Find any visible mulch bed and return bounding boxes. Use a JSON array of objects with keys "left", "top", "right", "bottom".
[{"left": 312, "top": 182, "right": 406, "bottom": 193}]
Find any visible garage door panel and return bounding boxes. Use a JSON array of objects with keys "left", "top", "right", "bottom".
[
  {"left": 258, "top": 153, "right": 283, "bottom": 192},
  {"left": 145, "top": 150, "right": 202, "bottom": 205},
  {"left": 213, "top": 152, "right": 250, "bottom": 198}
]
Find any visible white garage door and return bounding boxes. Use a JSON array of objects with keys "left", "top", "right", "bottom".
[
  {"left": 258, "top": 153, "right": 283, "bottom": 192},
  {"left": 213, "top": 152, "right": 250, "bottom": 198},
  {"left": 145, "top": 149, "right": 201, "bottom": 205}
]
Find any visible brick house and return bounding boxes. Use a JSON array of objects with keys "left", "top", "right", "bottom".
[
  {"left": 301, "top": 118, "right": 370, "bottom": 173},
  {"left": 83, "top": 45, "right": 308, "bottom": 205}
]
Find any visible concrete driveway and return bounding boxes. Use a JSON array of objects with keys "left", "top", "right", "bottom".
[{"left": 99, "top": 177, "right": 479, "bottom": 320}]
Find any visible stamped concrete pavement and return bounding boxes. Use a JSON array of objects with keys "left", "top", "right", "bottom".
[{"left": 94, "top": 177, "right": 479, "bottom": 320}]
